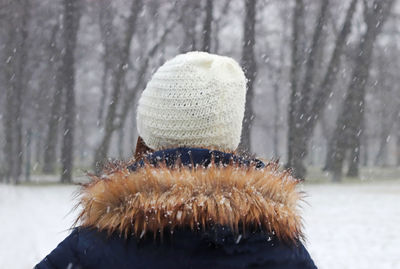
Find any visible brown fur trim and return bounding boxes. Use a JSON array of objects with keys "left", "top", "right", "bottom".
[
  {"left": 75, "top": 162, "right": 305, "bottom": 243},
  {"left": 134, "top": 136, "right": 153, "bottom": 160}
]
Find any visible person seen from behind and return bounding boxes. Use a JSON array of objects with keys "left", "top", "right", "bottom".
[{"left": 36, "top": 51, "right": 317, "bottom": 269}]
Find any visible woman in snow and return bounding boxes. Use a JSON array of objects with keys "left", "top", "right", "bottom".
[{"left": 36, "top": 52, "right": 316, "bottom": 269}]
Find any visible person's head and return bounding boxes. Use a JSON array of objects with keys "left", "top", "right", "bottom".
[{"left": 135, "top": 51, "right": 247, "bottom": 159}]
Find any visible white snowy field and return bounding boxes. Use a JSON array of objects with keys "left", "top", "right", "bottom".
[{"left": 1, "top": 181, "right": 399, "bottom": 269}]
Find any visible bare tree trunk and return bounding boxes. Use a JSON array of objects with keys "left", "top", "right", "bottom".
[
  {"left": 2, "top": 1, "right": 31, "bottom": 184},
  {"left": 212, "top": 0, "right": 230, "bottom": 54},
  {"left": 264, "top": 31, "right": 286, "bottom": 159},
  {"left": 98, "top": 66, "right": 109, "bottom": 126},
  {"left": 118, "top": 127, "right": 125, "bottom": 158},
  {"left": 25, "top": 128, "right": 32, "bottom": 182},
  {"left": 395, "top": 82, "right": 400, "bottom": 166},
  {"left": 272, "top": 79, "right": 280, "bottom": 158},
  {"left": 287, "top": 0, "right": 357, "bottom": 179},
  {"left": 306, "top": 0, "right": 357, "bottom": 133},
  {"left": 130, "top": 111, "right": 137, "bottom": 153},
  {"left": 329, "top": 0, "right": 394, "bottom": 181},
  {"left": 287, "top": 0, "right": 331, "bottom": 177},
  {"left": 35, "top": 132, "right": 43, "bottom": 167},
  {"left": 93, "top": 1, "right": 174, "bottom": 172},
  {"left": 319, "top": 111, "right": 332, "bottom": 170},
  {"left": 60, "top": 0, "right": 81, "bottom": 183},
  {"left": 3, "top": 54, "right": 15, "bottom": 183},
  {"left": 201, "top": 0, "right": 213, "bottom": 52},
  {"left": 239, "top": 0, "right": 257, "bottom": 153},
  {"left": 397, "top": 122, "right": 400, "bottom": 166},
  {"left": 43, "top": 26, "right": 63, "bottom": 174},
  {"left": 373, "top": 57, "right": 397, "bottom": 167},
  {"left": 361, "top": 126, "right": 369, "bottom": 166},
  {"left": 97, "top": 0, "right": 115, "bottom": 126},
  {"left": 300, "top": 0, "right": 329, "bottom": 112},
  {"left": 347, "top": 136, "right": 360, "bottom": 177},
  {"left": 374, "top": 115, "right": 391, "bottom": 167},
  {"left": 43, "top": 69, "right": 63, "bottom": 173},
  {"left": 287, "top": 0, "right": 306, "bottom": 178},
  {"left": 13, "top": 1, "right": 30, "bottom": 184},
  {"left": 180, "top": 1, "right": 200, "bottom": 52},
  {"left": 93, "top": 0, "right": 144, "bottom": 173}
]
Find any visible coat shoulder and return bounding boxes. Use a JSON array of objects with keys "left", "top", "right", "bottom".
[
  {"left": 36, "top": 227, "right": 317, "bottom": 269},
  {"left": 35, "top": 228, "right": 80, "bottom": 269}
]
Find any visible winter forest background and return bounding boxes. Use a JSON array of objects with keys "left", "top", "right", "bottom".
[
  {"left": 1, "top": 0, "right": 400, "bottom": 183},
  {"left": 0, "top": 0, "right": 400, "bottom": 268}
]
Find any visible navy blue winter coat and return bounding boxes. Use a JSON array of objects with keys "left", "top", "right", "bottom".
[{"left": 36, "top": 148, "right": 317, "bottom": 269}]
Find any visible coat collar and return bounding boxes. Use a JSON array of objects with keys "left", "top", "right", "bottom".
[
  {"left": 128, "top": 147, "right": 265, "bottom": 171},
  {"left": 76, "top": 148, "right": 304, "bottom": 243}
]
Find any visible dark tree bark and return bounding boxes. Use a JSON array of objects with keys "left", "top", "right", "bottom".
[
  {"left": 329, "top": 0, "right": 394, "bottom": 182},
  {"left": 286, "top": 0, "right": 357, "bottom": 179},
  {"left": 180, "top": 1, "right": 200, "bottom": 52},
  {"left": 361, "top": 125, "right": 369, "bottom": 166},
  {"left": 300, "top": 0, "right": 329, "bottom": 111},
  {"left": 287, "top": 0, "right": 329, "bottom": 178},
  {"left": 373, "top": 105, "right": 391, "bottom": 167},
  {"left": 396, "top": 94, "right": 400, "bottom": 166},
  {"left": 239, "top": 0, "right": 257, "bottom": 153},
  {"left": 212, "top": 0, "right": 231, "bottom": 54},
  {"left": 347, "top": 135, "right": 360, "bottom": 177},
  {"left": 373, "top": 55, "right": 398, "bottom": 167},
  {"left": 93, "top": 2, "right": 175, "bottom": 173},
  {"left": 272, "top": 66, "right": 282, "bottom": 159},
  {"left": 263, "top": 29, "right": 286, "bottom": 159},
  {"left": 60, "top": 0, "right": 81, "bottom": 183},
  {"left": 287, "top": 0, "right": 305, "bottom": 177},
  {"left": 43, "top": 25, "right": 63, "bottom": 174},
  {"left": 201, "top": 0, "right": 213, "bottom": 52},
  {"left": 97, "top": 0, "right": 115, "bottom": 126},
  {"left": 320, "top": 111, "right": 333, "bottom": 170},
  {"left": 2, "top": 0, "right": 30, "bottom": 184},
  {"left": 397, "top": 122, "right": 400, "bottom": 166},
  {"left": 306, "top": 0, "right": 357, "bottom": 133},
  {"left": 118, "top": 127, "right": 125, "bottom": 158},
  {"left": 93, "top": 0, "right": 143, "bottom": 173},
  {"left": 25, "top": 128, "right": 32, "bottom": 181},
  {"left": 43, "top": 70, "right": 63, "bottom": 173},
  {"left": 3, "top": 44, "right": 15, "bottom": 183}
]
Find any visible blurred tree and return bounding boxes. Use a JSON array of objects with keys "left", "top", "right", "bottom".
[
  {"left": 93, "top": 1, "right": 176, "bottom": 173},
  {"left": 180, "top": 1, "right": 200, "bottom": 52},
  {"left": 287, "top": 0, "right": 357, "bottom": 179},
  {"left": 93, "top": 0, "right": 144, "bottom": 173},
  {"left": 97, "top": 0, "right": 116, "bottom": 127},
  {"left": 329, "top": 0, "right": 395, "bottom": 182},
  {"left": 239, "top": 0, "right": 257, "bottom": 153},
  {"left": 1, "top": 0, "right": 400, "bottom": 184},
  {"left": 287, "top": 0, "right": 307, "bottom": 178},
  {"left": 397, "top": 122, "right": 400, "bottom": 166},
  {"left": 43, "top": 24, "right": 63, "bottom": 174},
  {"left": 288, "top": 0, "right": 330, "bottom": 178},
  {"left": 212, "top": 0, "right": 231, "bottom": 54},
  {"left": 373, "top": 52, "right": 398, "bottom": 167},
  {"left": 60, "top": 0, "right": 81, "bottom": 183},
  {"left": 2, "top": 0, "right": 31, "bottom": 184},
  {"left": 202, "top": 0, "right": 213, "bottom": 52}
]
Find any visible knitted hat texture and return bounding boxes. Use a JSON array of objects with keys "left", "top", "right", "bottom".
[{"left": 136, "top": 51, "right": 247, "bottom": 152}]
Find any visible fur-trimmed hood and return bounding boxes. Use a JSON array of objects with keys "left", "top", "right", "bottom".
[{"left": 76, "top": 154, "right": 305, "bottom": 244}]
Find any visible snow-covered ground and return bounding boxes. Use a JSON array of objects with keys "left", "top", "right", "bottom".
[
  {"left": 302, "top": 182, "right": 400, "bottom": 269},
  {"left": 1, "top": 181, "right": 399, "bottom": 269}
]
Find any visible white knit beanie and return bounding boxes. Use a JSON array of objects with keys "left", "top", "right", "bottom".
[{"left": 136, "top": 51, "right": 247, "bottom": 152}]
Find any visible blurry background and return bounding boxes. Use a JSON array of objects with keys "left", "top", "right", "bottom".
[
  {"left": 0, "top": 0, "right": 400, "bottom": 183},
  {"left": 0, "top": 0, "right": 399, "bottom": 268}
]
